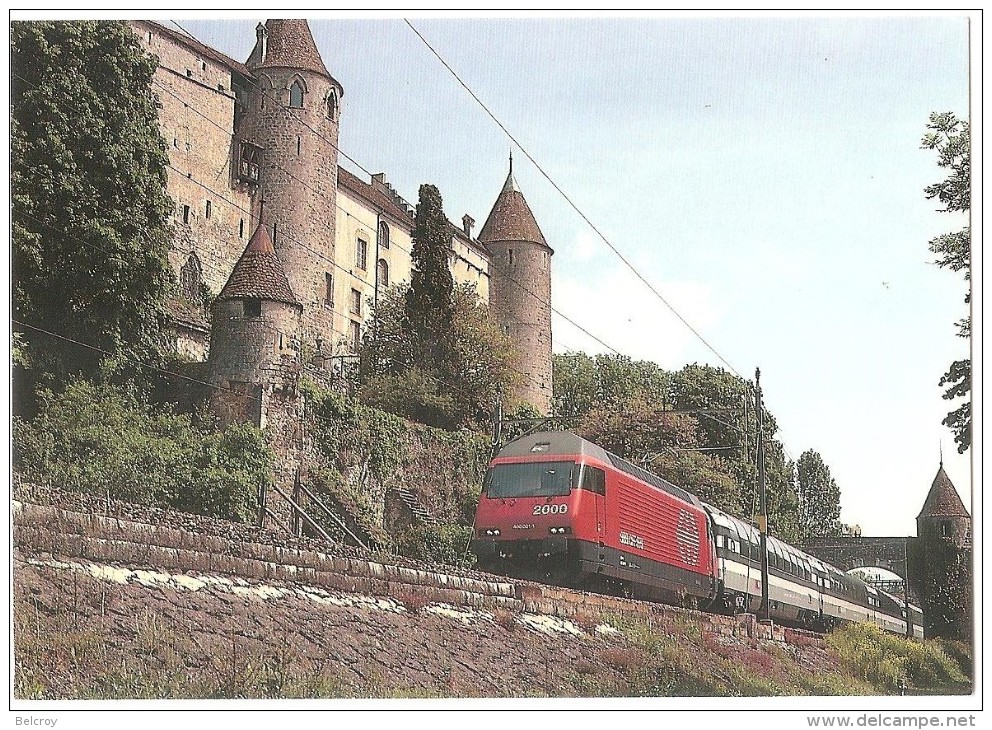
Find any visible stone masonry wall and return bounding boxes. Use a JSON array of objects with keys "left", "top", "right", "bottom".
[
  {"left": 134, "top": 22, "right": 252, "bottom": 305},
  {"left": 487, "top": 239, "right": 553, "bottom": 413},
  {"left": 12, "top": 498, "right": 805, "bottom": 645},
  {"left": 242, "top": 66, "right": 341, "bottom": 350}
]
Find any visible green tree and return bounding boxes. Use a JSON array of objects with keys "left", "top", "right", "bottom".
[
  {"left": 360, "top": 284, "right": 517, "bottom": 430},
  {"left": 922, "top": 111, "right": 970, "bottom": 453},
  {"left": 12, "top": 21, "right": 174, "bottom": 398},
  {"left": 795, "top": 449, "right": 842, "bottom": 543},
  {"left": 403, "top": 183, "right": 456, "bottom": 373},
  {"left": 552, "top": 352, "right": 670, "bottom": 418}
]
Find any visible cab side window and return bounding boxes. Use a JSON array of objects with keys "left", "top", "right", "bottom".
[{"left": 580, "top": 465, "right": 606, "bottom": 496}]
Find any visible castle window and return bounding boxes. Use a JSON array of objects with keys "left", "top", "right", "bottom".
[
  {"left": 205, "top": 200, "right": 212, "bottom": 219},
  {"left": 377, "top": 259, "right": 389, "bottom": 288},
  {"left": 180, "top": 253, "right": 202, "bottom": 303},
  {"left": 378, "top": 221, "right": 390, "bottom": 250},
  {"left": 239, "top": 218, "right": 245, "bottom": 238},
  {"left": 296, "top": 135, "right": 302, "bottom": 156},
  {"left": 941, "top": 521, "right": 951, "bottom": 537},
  {"left": 508, "top": 248, "right": 514, "bottom": 266},
  {"left": 289, "top": 80, "right": 305, "bottom": 108},
  {"left": 349, "top": 320, "right": 361, "bottom": 352},
  {"left": 146, "top": 31, "right": 153, "bottom": 43},
  {"left": 356, "top": 237, "right": 368, "bottom": 270},
  {"left": 237, "top": 141, "right": 261, "bottom": 184},
  {"left": 350, "top": 288, "right": 361, "bottom": 316},
  {"left": 243, "top": 299, "right": 262, "bottom": 318},
  {"left": 182, "top": 205, "right": 191, "bottom": 224},
  {"left": 325, "top": 273, "right": 334, "bottom": 307},
  {"left": 327, "top": 90, "right": 338, "bottom": 121}
]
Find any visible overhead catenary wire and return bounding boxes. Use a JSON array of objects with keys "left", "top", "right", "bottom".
[{"left": 403, "top": 19, "right": 745, "bottom": 382}]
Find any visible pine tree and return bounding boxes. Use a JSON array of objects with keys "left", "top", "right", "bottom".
[{"left": 403, "top": 183, "right": 456, "bottom": 373}]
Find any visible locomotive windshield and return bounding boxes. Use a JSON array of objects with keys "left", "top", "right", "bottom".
[{"left": 484, "top": 461, "right": 575, "bottom": 498}]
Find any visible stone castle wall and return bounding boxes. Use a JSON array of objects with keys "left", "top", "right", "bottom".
[{"left": 134, "top": 22, "right": 252, "bottom": 299}]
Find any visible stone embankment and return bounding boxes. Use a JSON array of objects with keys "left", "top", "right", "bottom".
[
  {"left": 12, "top": 490, "right": 794, "bottom": 641},
  {"left": 13, "top": 486, "right": 845, "bottom": 700}
]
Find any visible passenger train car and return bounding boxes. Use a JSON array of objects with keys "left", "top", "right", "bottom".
[{"left": 471, "top": 431, "right": 923, "bottom": 638}]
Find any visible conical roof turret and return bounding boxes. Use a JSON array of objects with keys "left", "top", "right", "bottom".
[
  {"left": 217, "top": 221, "right": 301, "bottom": 307},
  {"left": 917, "top": 463, "right": 969, "bottom": 519},
  {"left": 478, "top": 157, "right": 548, "bottom": 247},
  {"left": 247, "top": 19, "right": 333, "bottom": 82}
]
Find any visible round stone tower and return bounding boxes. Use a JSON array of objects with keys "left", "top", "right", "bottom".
[
  {"left": 914, "top": 460, "right": 972, "bottom": 640},
  {"left": 243, "top": 19, "right": 343, "bottom": 349},
  {"left": 478, "top": 158, "right": 553, "bottom": 414},
  {"left": 916, "top": 461, "right": 971, "bottom": 548},
  {"left": 207, "top": 220, "right": 302, "bottom": 389}
]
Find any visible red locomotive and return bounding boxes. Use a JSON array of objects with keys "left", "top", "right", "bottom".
[
  {"left": 471, "top": 431, "right": 923, "bottom": 637},
  {"left": 471, "top": 431, "right": 717, "bottom": 607}
]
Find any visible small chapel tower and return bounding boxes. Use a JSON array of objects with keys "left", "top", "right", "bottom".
[
  {"left": 478, "top": 156, "right": 553, "bottom": 414},
  {"left": 242, "top": 19, "right": 343, "bottom": 350}
]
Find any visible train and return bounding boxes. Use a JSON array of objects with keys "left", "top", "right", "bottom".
[{"left": 470, "top": 431, "right": 923, "bottom": 638}]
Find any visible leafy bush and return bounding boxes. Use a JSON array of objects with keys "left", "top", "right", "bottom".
[
  {"left": 13, "top": 380, "right": 272, "bottom": 522},
  {"left": 827, "top": 622, "right": 968, "bottom": 691},
  {"left": 393, "top": 523, "right": 475, "bottom": 567}
]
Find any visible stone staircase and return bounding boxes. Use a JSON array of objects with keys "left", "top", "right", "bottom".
[{"left": 392, "top": 486, "right": 436, "bottom": 525}]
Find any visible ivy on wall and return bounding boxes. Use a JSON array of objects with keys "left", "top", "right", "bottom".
[{"left": 301, "top": 380, "right": 491, "bottom": 561}]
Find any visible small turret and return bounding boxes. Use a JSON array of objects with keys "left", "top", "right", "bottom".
[
  {"left": 207, "top": 220, "right": 302, "bottom": 391},
  {"left": 917, "top": 462, "right": 971, "bottom": 547}
]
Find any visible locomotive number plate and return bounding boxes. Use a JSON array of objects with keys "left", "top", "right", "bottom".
[{"left": 532, "top": 503, "right": 568, "bottom": 515}]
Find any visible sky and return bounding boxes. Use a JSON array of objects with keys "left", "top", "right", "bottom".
[{"left": 171, "top": 11, "right": 977, "bottom": 538}]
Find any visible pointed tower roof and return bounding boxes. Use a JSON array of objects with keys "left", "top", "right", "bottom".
[
  {"left": 917, "top": 463, "right": 970, "bottom": 519},
  {"left": 217, "top": 222, "right": 301, "bottom": 307},
  {"left": 248, "top": 19, "right": 333, "bottom": 82},
  {"left": 478, "top": 157, "right": 548, "bottom": 247}
]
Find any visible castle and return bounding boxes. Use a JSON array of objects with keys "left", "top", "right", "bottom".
[{"left": 133, "top": 19, "right": 553, "bottom": 415}]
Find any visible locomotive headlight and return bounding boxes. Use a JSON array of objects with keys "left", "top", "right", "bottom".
[
  {"left": 485, "top": 528, "right": 501, "bottom": 536},
  {"left": 549, "top": 527, "right": 571, "bottom": 535}
]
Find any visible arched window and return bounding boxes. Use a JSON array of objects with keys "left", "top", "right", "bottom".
[
  {"left": 289, "top": 80, "right": 305, "bottom": 108},
  {"left": 327, "top": 90, "right": 339, "bottom": 120},
  {"left": 180, "top": 253, "right": 202, "bottom": 303},
  {"left": 378, "top": 220, "right": 390, "bottom": 250},
  {"left": 377, "top": 258, "right": 389, "bottom": 288}
]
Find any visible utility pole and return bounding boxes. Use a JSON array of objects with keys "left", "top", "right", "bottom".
[
  {"left": 490, "top": 395, "right": 503, "bottom": 459},
  {"left": 755, "top": 368, "right": 770, "bottom": 622}
]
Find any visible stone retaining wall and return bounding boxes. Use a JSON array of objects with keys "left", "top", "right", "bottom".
[{"left": 12, "top": 499, "right": 817, "bottom": 646}]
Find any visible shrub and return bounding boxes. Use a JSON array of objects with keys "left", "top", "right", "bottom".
[
  {"left": 393, "top": 523, "right": 475, "bottom": 567},
  {"left": 827, "top": 622, "right": 968, "bottom": 692},
  {"left": 13, "top": 380, "right": 272, "bottom": 522}
]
